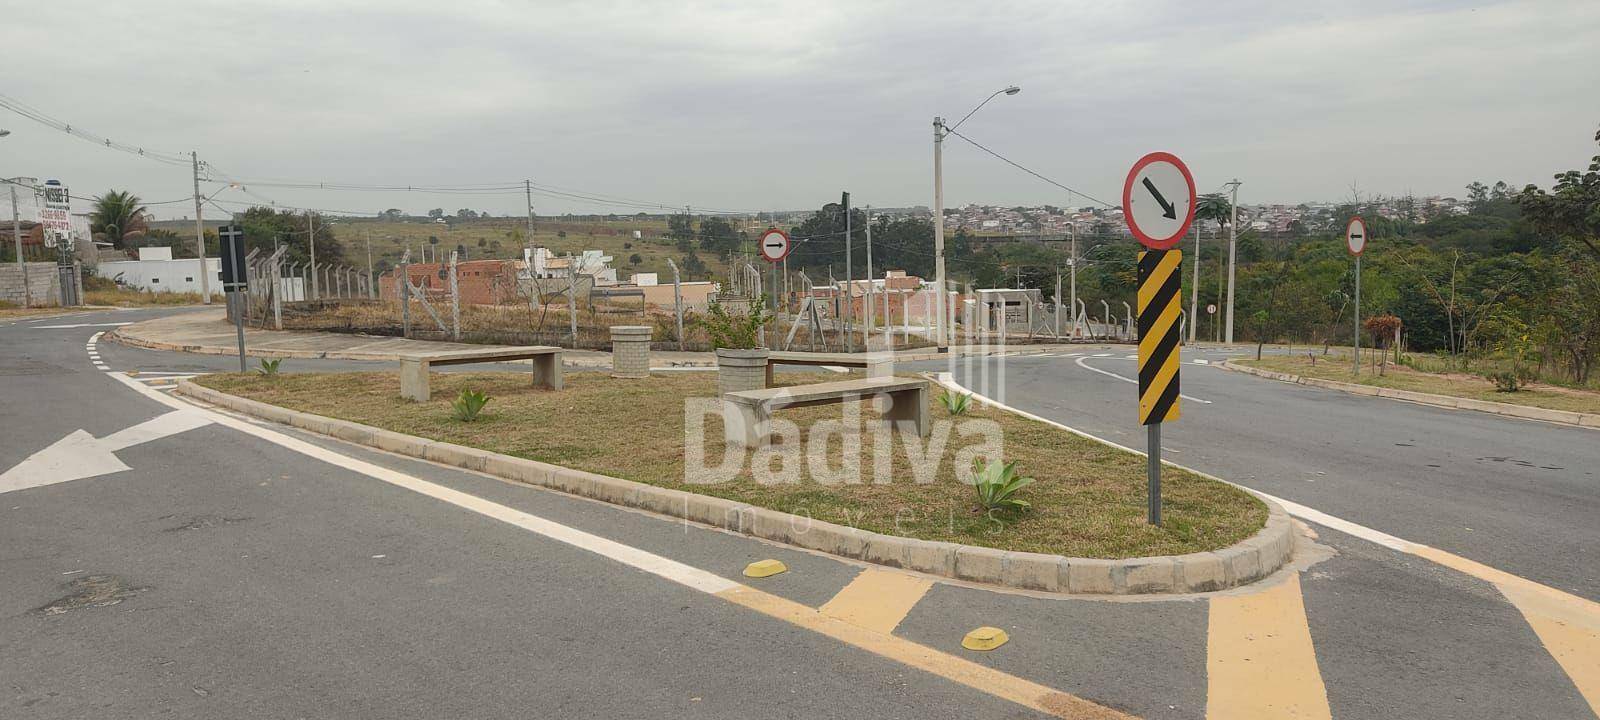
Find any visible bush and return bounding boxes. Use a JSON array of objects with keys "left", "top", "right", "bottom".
[
  {"left": 970, "top": 458, "right": 1035, "bottom": 511},
  {"left": 256, "top": 358, "right": 282, "bottom": 376},
  {"left": 701, "top": 300, "right": 769, "bottom": 349},
  {"left": 451, "top": 388, "right": 491, "bottom": 421},
  {"left": 1486, "top": 368, "right": 1532, "bottom": 393}
]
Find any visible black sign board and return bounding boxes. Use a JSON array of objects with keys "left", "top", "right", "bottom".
[{"left": 219, "top": 225, "right": 248, "bottom": 292}]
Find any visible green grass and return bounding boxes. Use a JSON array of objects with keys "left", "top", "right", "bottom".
[
  {"left": 1238, "top": 352, "right": 1600, "bottom": 415},
  {"left": 195, "top": 370, "right": 1265, "bottom": 559}
]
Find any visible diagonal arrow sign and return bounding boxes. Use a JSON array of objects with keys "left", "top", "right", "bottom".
[
  {"left": 1141, "top": 177, "right": 1177, "bottom": 219},
  {"left": 0, "top": 410, "right": 213, "bottom": 494}
]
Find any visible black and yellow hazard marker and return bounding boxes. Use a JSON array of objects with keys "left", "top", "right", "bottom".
[{"left": 1137, "top": 249, "right": 1182, "bottom": 426}]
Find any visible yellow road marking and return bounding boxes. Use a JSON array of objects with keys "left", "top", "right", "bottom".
[
  {"left": 819, "top": 568, "right": 933, "bottom": 634},
  {"left": 1412, "top": 546, "right": 1600, "bottom": 713},
  {"left": 1206, "top": 573, "right": 1331, "bottom": 719},
  {"left": 718, "top": 586, "right": 1134, "bottom": 719}
]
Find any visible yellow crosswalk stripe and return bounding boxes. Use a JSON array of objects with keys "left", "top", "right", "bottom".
[
  {"left": 1206, "top": 574, "right": 1331, "bottom": 719},
  {"left": 819, "top": 568, "right": 934, "bottom": 634}
]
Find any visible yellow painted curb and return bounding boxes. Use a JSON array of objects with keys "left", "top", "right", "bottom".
[
  {"left": 962, "top": 626, "right": 1009, "bottom": 651},
  {"left": 743, "top": 559, "right": 787, "bottom": 578}
]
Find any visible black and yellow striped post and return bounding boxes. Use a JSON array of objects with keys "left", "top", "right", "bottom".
[{"left": 1137, "top": 248, "right": 1183, "bottom": 525}]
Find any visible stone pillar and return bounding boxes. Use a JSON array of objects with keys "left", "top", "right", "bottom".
[
  {"left": 716, "top": 348, "right": 770, "bottom": 395},
  {"left": 609, "top": 325, "right": 653, "bottom": 379}
]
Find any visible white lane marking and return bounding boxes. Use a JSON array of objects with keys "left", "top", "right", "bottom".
[
  {"left": 1194, "top": 359, "right": 1209, "bottom": 365},
  {"left": 1072, "top": 355, "right": 1213, "bottom": 404},
  {"left": 31, "top": 322, "right": 133, "bottom": 329},
  {"left": 122, "top": 371, "right": 198, "bottom": 376},
  {"left": 108, "top": 372, "right": 740, "bottom": 595},
  {"left": 822, "top": 365, "right": 851, "bottom": 373}
]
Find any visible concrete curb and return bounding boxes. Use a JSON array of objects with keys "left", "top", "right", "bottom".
[
  {"left": 174, "top": 379, "right": 1289, "bottom": 595},
  {"left": 1222, "top": 359, "right": 1600, "bottom": 430}
]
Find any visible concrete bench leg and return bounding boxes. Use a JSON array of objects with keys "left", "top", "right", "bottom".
[
  {"left": 883, "top": 387, "right": 928, "bottom": 438},
  {"left": 866, "top": 361, "right": 893, "bottom": 378},
  {"left": 764, "top": 361, "right": 775, "bottom": 388},
  {"left": 399, "top": 358, "right": 431, "bottom": 402},
  {"left": 722, "top": 401, "right": 766, "bottom": 448},
  {"left": 532, "top": 353, "right": 563, "bottom": 390}
]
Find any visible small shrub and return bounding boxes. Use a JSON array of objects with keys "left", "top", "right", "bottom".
[
  {"left": 938, "top": 390, "right": 972, "bottom": 416},
  {"left": 1486, "top": 369, "right": 1532, "bottom": 393},
  {"left": 970, "top": 458, "right": 1035, "bottom": 511},
  {"left": 451, "top": 388, "right": 491, "bottom": 421},
  {"left": 701, "top": 300, "right": 770, "bottom": 350},
  {"left": 256, "top": 358, "right": 282, "bottom": 376}
]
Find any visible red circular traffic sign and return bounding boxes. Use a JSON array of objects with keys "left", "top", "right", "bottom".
[
  {"left": 759, "top": 228, "right": 791, "bottom": 263},
  {"left": 1346, "top": 216, "right": 1367, "bottom": 256},
  {"left": 1122, "top": 151, "right": 1197, "bottom": 250}
]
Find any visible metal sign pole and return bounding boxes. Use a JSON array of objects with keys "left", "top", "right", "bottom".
[
  {"left": 1147, "top": 422, "right": 1161, "bottom": 525},
  {"left": 1353, "top": 255, "right": 1362, "bottom": 375},
  {"left": 233, "top": 292, "right": 246, "bottom": 372}
]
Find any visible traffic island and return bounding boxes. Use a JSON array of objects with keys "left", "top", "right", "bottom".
[{"left": 181, "top": 371, "right": 1293, "bottom": 594}]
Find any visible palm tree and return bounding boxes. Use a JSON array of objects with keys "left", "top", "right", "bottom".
[
  {"left": 90, "top": 190, "right": 148, "bottom": 249},
  {"left": 1194, "top": 193, "right": 1232, "bottom": 230}
]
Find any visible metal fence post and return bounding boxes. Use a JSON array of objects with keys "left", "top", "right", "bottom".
[{"left": 449, "top": 251, "right": 461, "bottom": 341}]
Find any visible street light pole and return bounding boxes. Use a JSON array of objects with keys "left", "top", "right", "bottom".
[{"left": 932, "top": 85, "right": 1020, "bottom": 351}]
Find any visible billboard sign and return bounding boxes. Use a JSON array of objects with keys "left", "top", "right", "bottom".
[{"left": 38, "top": 180, "right": 72, "bottom": 248}]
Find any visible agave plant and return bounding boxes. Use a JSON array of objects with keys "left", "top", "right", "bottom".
[
  {"left": 451, "top": 388, "right": 491, "bottom": 422},
  {"left": 971, "top": 458, "right": 1035, "bottom": 511},
  {"left": 937, "top": 390, "right": 972, "bottom": 416},
  {"left": 256, "top": 358, "right": 282, "bottom": 376}
]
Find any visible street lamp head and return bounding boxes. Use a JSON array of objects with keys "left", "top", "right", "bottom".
[{"left": 1003, "top": 86, "right": 1021, "bottom": 95}]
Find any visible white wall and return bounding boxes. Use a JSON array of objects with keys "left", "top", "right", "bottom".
[{"left": 97, "top": 257, "right": 223, "bottom": 297}]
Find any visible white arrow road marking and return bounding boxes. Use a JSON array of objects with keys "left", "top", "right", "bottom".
[
  {"left": 0, "top": 410, "right": 214, "bottom": 494},
  {"left": 1073, "top": 355, "right": 1213, "bottom": 404},
  {"left": 31, "top": 322, "right": 133, "bottom": 329}
]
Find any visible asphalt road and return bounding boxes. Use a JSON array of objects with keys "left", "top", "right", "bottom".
[
  {"left": 929, "top": 348, "right": 1600, "bottom": 601},
  {"left": 3, "top": 307, "right": 1595, "bottom": 719}
]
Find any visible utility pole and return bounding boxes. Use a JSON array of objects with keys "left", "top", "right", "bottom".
[
  {"left": 1189, "top": 223, "right": 1200, "bottom": 345},
  {"left": 567, "top": 253, "right": 578, "bottom": 346},
  {"left": 307, "top": 211, "right": 319, "bottom": 300},
  {"left": 191, "top": 152, "right": 211, "bottom": 304},
  {"left": 9, "top": 182, "right": 27, "bottom": 306},
  {"left": 1069, "top": 222, "right": 1078, "bottom": 338},
  {"left": 525, "top": 179, "right": 535, "bottom": 244},
  {"left": 932, "top": 117, "right": 948, "bottom": 351},
  {"left": 1224, "top": 179, "right": 1241, "bottom": 344}
]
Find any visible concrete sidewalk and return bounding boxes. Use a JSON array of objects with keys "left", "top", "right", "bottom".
[{"left": 106, "top": 308, "right": 1097, "bottom": 367}]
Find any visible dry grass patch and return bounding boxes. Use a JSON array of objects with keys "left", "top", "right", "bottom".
[
  {"left": 1238, "top": 354, "right": 1600, "bottom": 415},
  {"left": 196, "top": 370, "right": 1265, "bottom": 558},
  {"left": 83, "top": 288, "right": 203, "bottom": 307}
]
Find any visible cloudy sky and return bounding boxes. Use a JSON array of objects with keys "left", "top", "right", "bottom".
[{"left": 2, "top": 0, "right": 1596, "bottom": 220}]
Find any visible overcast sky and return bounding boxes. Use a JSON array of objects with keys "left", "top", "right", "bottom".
[{"left": 2, "top": 0, "right": 1596, "bottom": 220}]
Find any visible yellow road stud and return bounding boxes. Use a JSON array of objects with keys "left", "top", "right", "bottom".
[
  {"left": 962, "top": 626, "right": 1009, "bottom": 651},
  {"left": 743, "top": 559, "right": 787, "bottom": 578}
]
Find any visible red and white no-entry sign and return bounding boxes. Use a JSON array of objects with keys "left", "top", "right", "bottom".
[
  {"left": 759, "top": 228, "right": 791, "bottom": 263},
  {"left": 1346, "top": 216, "right": 1367, "bottom": 256},
  {"left": 1122, "top": 152, "right": 1197, "bottom": 250}
]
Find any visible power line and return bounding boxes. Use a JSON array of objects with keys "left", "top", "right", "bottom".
[
  {"left": 943, "top": 128, "right": 1117, "bottom": 208},
  {"left": 0, "top": 93, "right": 191, "bottom": 167}
]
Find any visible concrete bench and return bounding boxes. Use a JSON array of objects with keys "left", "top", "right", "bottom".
[
  {"left": 765, "top": 351, "right": 894, "bottom": 387},
  {"left": 397, "top": 346, "right": 563, "bottom": 402},
  {"left": 723, "top": 376, "right": 928, "bottom": 448}
]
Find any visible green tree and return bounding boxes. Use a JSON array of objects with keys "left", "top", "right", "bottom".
[
  {"left": 1517, "top": 125, "right": 1600, "bottom": 261},
  {"left": 89, "top": 190, "right": 148, "bottom": 249}
]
